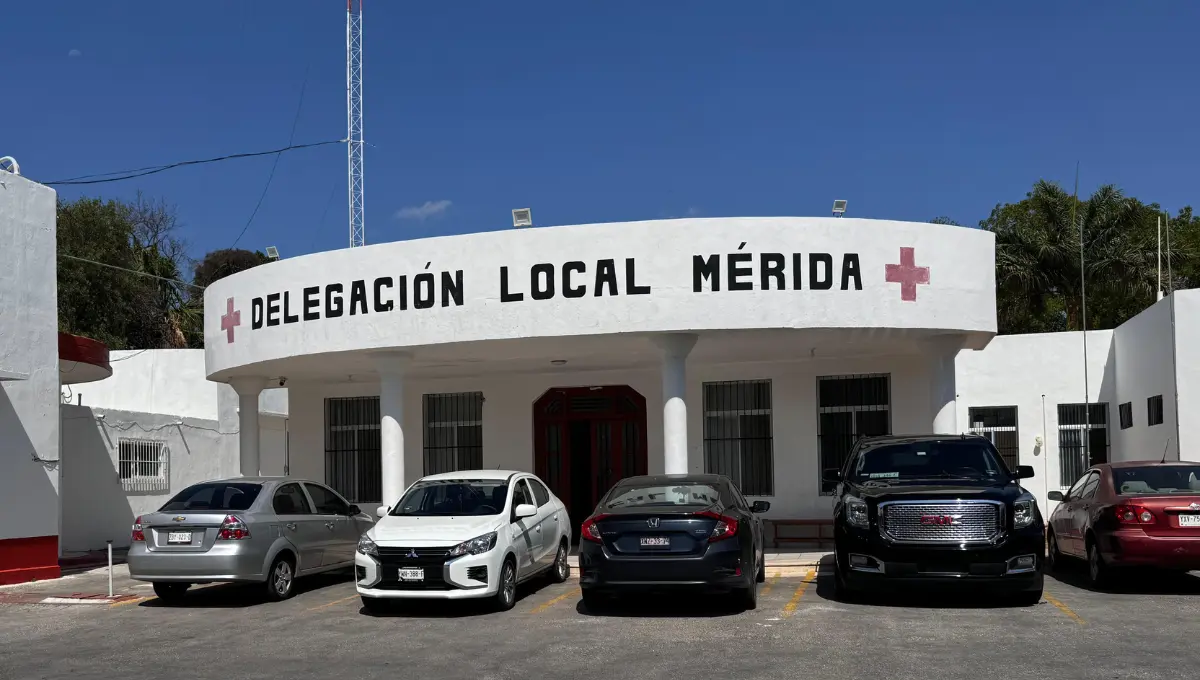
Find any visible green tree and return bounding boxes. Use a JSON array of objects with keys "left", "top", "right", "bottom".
[{"left": 176, "top": 248, "right": 272, "bottom": 348}]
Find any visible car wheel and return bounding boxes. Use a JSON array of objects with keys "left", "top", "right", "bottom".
[
  {"left": 1046, "top": 531, "right": 1063, "bottom": 572},
  {"left": 1086, "top": 539, "right": 1111, "bottom": 589},
  {"left": 265, "top": 553, "right": 297, "bottom": 601},
  {"left": 581, "top": 588, "right": 607, "bottom": 612},
  {"left": 360, "top": 596, "right": 389, "bottom": 615},
  {"left": 756, "top": 547, "right": 766, "bottom": 583},
  {"left": 152, "top": 582, "right": 189, "bottom": 604},
  {"left": 549, "top": 541, "right": 570, "bottom": 584},
  {"left": 739, "top": 583, "right": 758, "bottom": 611},
  {"left": 833, "top": 557, "right": 858, "bottom": 603},
  {"left": 1012, "top": 588, "right": 1043, "bottom": 606},
  {"left": 493, "top": 558, "right": 517, "bottom": 611}
]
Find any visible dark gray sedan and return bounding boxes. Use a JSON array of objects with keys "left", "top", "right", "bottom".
[{"left": 126, "top": 477, "right": 373, "bottom": 603}]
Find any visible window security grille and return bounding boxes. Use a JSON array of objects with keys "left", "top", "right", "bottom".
[
  {"left": 818, "top": 374, "right": 891, "bottom": 494},
  {"left": 325, "top": 397, "right": 381, "bottom": 503},
  {"left": 1147, "top": 395, "right": 1164, "bottom": 427},
  {"left": 423, "top": 392, "right": 484, "bottom": 475},
  {"left": 1119, "top": 402, "right": 1133, "bottom": 430},
  {"left": 1057, "top": 403, "right": 1108, "bottom": 487},
  {"left": 967, "top": 406, "right": 1019, "bottom": 472},
  {"left": 703, "top": 380, "right": 773, "bottom": 496},
  {"left": 118, "top": 438, "right": 169, "bottom": 493}
]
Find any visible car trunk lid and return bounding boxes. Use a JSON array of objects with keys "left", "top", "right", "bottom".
[
  {"left": 595, "top": 506, "right": 721, "bottom": 556},
  {"left": 140, "top": 511, "right": 233, "bottom": 552},
  {"left": 1129, "top": 496, "right": 1200, "bottom": 537}
]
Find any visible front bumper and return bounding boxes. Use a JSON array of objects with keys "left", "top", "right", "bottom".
[
  {"left": 578, "top": 539, "right": 750, "bottom": 593},
  {"left": 126, "top": 542, "right": 268, "bottom": 583},
  {"left": 355, "top": 549, "right": 499, "bottom": 600},
  {"left": 838, "top": 525, "right": 1045, "bottom": 592}
]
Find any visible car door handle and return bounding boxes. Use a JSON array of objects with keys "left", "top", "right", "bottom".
[{"left": 285, "top": 523, "right": 297, "bottom": 531}]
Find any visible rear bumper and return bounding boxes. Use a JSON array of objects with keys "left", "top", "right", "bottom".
[
  {"left": 1101, "top": 530, "right": 1200, "bottom": 569},
  {"left": 578, "top": 540, "right": 750, "bottom": 592},
  {"left": 126, "top": 543, "right": 269, "bottom": 583}
]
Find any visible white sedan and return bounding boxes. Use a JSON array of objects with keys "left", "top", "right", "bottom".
[{"left": 355, "top": 470, "right": 572, "bottom": 612}]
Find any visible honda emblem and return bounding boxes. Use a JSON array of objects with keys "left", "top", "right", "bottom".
[{"left": 647, "top": 518, "right": 660, "bottom": 528}]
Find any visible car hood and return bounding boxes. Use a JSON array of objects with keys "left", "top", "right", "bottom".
[
  {"left": 851, "top": 479, "right": 1026, "bottom": 504},
  {"left": 368, "top": 514, "right": 503, "bottom": 545}
]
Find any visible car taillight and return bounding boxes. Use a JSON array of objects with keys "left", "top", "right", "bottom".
[
  {"left": 580, "top": 514, "right": 608, "bottom": 543},
  {"left": 217, "top": 514, "right": 252, "bottom": 540},
  {"left": 131, "top": 516, "right": 145, "bottom": 542},
  {"left": 1114, "top": 504, "right": 1156, "bottom": 525},
  {"left": 696, "top": 511, "right": 738, "bottom": 542}
]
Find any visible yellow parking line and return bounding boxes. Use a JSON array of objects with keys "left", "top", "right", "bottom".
[
  {"left": 781, "top": 569, "right": 816, "bottom": 617},
  {"left": 109, "top": 597, "right": 148, "bottom": 608},
  {"left": 1043, "top": 592, "right": 1085, "bottom": 625},
  {"left": 530, "top": 587, "right": 580, "bottom": 614},
  {"left": 305, "top": 593, "right": 360, "bottom": 612},
  {"left": 759, "top": 574, "right": 780, "bottom": 599}
]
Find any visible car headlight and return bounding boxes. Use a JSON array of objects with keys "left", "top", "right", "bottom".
[
  {"left": 1013, "top": 498, "right": 1036, "bottom": 529},
  {"left": 357, "top": 534, "right": 378, "bottom": 556},
  {"left": 448, "top": 532, "right": 498, "bottom": 557},
  {"left": 845, "top": 496, "right": 869, "bottom": 529}
]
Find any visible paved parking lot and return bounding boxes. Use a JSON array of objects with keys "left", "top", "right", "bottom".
[{"left": 2, "top": 563, "right": 1198, "bottom": 680}]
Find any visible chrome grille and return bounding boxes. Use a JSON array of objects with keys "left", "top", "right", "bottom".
[{"left": 880, "top": 501, "right": 1002, "bottom": 544}]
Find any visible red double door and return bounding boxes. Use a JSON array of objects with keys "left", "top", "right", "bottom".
[{"left": 533, "top": 386, "right": 648, "bottom": 536}]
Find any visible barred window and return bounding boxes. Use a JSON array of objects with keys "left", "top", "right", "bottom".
[
  {"left": 703, "top": 380, "right": 773, "bottom": 496},
  {"left": 325, "top": 397, "right": 381, "bottom": 503},
  {"left": 1118, "top": 402, "right": 1133, "bottom": 430},
  {"left": 423, "top": 392, "right": 484, "bottom": 475},
  {"left": 967, "top": 406, "right": 1019, "bottom": 472},
  {"left": 818, "top": 374, "right": 891, "bottom": 494},
  {"left": 1057, "top": 403, "right": 1108, "bottom": 487},
  {"left": 1147, "top": 395, "right": 1164, "bottom": 427},
  {"left": 118, "top": 438, "right": 168, "bottom": 494}
]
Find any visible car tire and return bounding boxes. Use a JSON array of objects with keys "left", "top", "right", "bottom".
[
  {"left": 1046, "top": 531, "right": 1063, "bottom": 572},
  {"left": 493, "top": 557, "right": 517, "bottom": 611},
  {"left": 1086, "top": 539, "right": 1111, "bottom": 590},
  {"left": 581, "top": 588, "right": 607, "bottom": 613},
  {"left": 549, "top": 541, "right": 570, "bottom": 584},
  {"left": 833, "top": 558, "right": 858, "bottom": 603},
  {"left": 756, "top": 548, "right": 766, "bottom": 583},
  {"left": 1012, "top": 588, "right": 1043, "bottom": 606},
  {"left": 152, "top": 582, "right": 189, "bottom": 604},
  {"left": 360, "top": 596, "right": 389, "bottom": 615},
  {"left": 264, "top": 553, "right": 297, "bottom": 602},
  {"left": 739, "top": 583, "right": 758, "bottom": 611}
]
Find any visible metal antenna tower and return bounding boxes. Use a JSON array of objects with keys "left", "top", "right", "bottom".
[{"left": 347, "top": 0, "right": 365, "bottom": 247}]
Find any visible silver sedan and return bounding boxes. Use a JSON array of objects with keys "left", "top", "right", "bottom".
[{"left": 126, "top": 477, "right": 373, "bottom": 602}]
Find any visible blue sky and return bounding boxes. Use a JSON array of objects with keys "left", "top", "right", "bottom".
[{"left": 7, "top": 1, "right": 1198, "bottom": 265}]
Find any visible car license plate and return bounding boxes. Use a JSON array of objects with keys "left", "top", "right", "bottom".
[
  {"left": 167, "top": 531, "right": 192, "bottom": 544},
  {"left": 397, "top": 568, "right": 424, "bottom": 581},
  {"left": 640, "top": 537, "right": 670, "bottom": 547},
  {"left": 1179, "top": 514, "right": 1200, "bottom": 527}
]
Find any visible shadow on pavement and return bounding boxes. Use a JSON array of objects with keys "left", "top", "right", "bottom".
[
  {"left": 809, "top": 565, "right": 1040, "bottom": 609},
  {"left": 357, "top": 575, "right": 560, "bottom": 618},
  {"left": 574, "top": 591, "right": 744, "bottom": 618},
  {"left": 139, "top": 571, "right": 354, "bottom": 608},
  {"left": 1046, "top": 563, "right": 1200, "bottom": 595}
]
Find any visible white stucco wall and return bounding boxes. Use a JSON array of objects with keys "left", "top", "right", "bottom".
[
  {"left": 955, "top": 331, "right": 1115, "bottom": 513},
  {"left": 1110, "top": 297, "right": 1178, "bottom": 462},
  {"left": 0, "top": 174, "right": 60, "bottom": 548},
  {"left": 1171, "top": 290, "right": 1200, "bottom": 462}
]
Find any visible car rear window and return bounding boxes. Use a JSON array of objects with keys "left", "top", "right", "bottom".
[
  {"left": 1112, "top": 466, "right": 1200, "bottom": 495},
  {"left": 851, "top": 441, "right": 1008, "bottom": 482},
  {"left": 159, "top": 483, "right": 263, "bottom": 512},
  {"left": 604, "top": 483, "right": 720, "bottom": 509}
]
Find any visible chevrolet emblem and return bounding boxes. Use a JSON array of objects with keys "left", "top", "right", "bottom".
[{"left": 172, "top": 516, "right": 186, "bottom": 522}]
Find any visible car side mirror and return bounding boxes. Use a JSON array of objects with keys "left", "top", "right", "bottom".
[
  {"left": 1015, "top": 465, "right": 1035, "bottom": 480},
  {"left": 822, "top": 468, "right": 842, "bottom": 483},
  {"left": 1047, "top": 491, "right": 1064, "bottom": 502},
  {"left": 376, "top": 505, "right": 389, "bottom": 518},
  {"left": 347, "top": 504, "right": 361, "bottom": 516},
  {"left": 751, "top": 501, "right": 771, "bottom": 513},
  {"left": 514, "top": 503, "right": 537, "bottom": 520}
]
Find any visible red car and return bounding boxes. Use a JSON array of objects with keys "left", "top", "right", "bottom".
[{"left": 1047, "top": 461, "right": 1200, "bottom": 588}]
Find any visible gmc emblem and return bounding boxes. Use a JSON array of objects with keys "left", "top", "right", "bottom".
[{"left": 919, "top": 514, "right": 961, "bottom": 526}]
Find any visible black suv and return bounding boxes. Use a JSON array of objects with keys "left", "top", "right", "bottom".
[{"left": 826, "top": 434, "right": 1044, "bottom": 605}]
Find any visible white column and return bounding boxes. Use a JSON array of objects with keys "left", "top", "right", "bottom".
[
  {"left": 374, "top": 352, "right": 412, "bottom": 509},
  {"left": 924, "top": 336, "right": 963, "bottom": 434},
  {"left": 653, "top": 334, "right": 698, "bottom": 475},
  {"left": 229, "top": 377, "right": 267, "bottom": 477}
]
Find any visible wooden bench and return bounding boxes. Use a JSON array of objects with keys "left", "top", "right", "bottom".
[{"left": 769, "top": 519, "right": 835, "bottom": 549}]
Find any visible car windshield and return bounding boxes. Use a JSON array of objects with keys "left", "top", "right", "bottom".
[
  {"left": 390, "top": 480, "right": 509, "bottom": 516},
  {"left": 1112, "top": 465, "right": 1200, "bottom": 495},
  {"left": 851, "top": 441, "right": 1009, "bottom": 482},
  {"left": 604, "top": 483, "right": 720, "bottom": 509},
  {"left": 159, "top": 483, "right": 262, "bottom": 512}
]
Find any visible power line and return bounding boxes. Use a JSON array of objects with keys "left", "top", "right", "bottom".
[
  {"left": 232, "top": 65, "right": 312, "bottom": 248},
  {"left": 41, "top": 139, "right": 344, "bottom": 186},
  {"left": 58, "top": 253, "right": 205, "bottom": 291}
]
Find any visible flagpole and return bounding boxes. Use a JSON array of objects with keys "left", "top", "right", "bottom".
[
  {"left": 1166, "top": 210, "right": 1181, "bottom": 461},
  {"left": 1157, "top": 215, "right": 1163, "bottom": 301},
  {"left": 1073, "top": 162, "right": 1090, "bottom": 477}
]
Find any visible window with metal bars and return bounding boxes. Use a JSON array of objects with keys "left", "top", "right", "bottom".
[
  {"left": 1147, "top": 395, "right": 1164, "bottom": 427},
  {"left": 423, "top": 392, "right": 484, "bottom": 475},
  {"left": 1057, "top": 403, "right": 1108, "bottom": 487},
  {"left": 967, "top": 406, "right": 1019, "bottom": 472},
  {"left": 818, "top": 373, "right": 891, "bottom": 494},
  {"left": 702, "top": 380, "right": 773, "bottom": 496},
  {"left": 1118, "top": 402, "right": 1133, "bottom": 430},
  {"left": 325, "top": 397, "right": 381, "bottom": 503},
  {"left": 117, "top": 438, "right": 169, "bottom": 494}
]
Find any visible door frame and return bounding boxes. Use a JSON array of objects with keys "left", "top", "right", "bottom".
[{"left": 532, "top": 385, "right": 648, "bottom": 517}]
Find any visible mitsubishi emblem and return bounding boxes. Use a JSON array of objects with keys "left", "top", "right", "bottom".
[
  {"left": 406, "top": 549, "right": 419, "bottom": 558},
  {"left": 647, "top": 518, "right": 660, "bottom": 528}
]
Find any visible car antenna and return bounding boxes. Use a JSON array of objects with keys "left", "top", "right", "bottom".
[{"left": 1160, "top": 438, "right": 1171, "bottom": 464}]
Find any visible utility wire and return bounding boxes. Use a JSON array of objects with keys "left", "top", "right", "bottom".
[
  {"left": 41, "top": 139, "right": 344, "bottom": 186},
  {"left": 57, "top": 253, "right": 205, "bottom": 291},
  {"left": 232, "top": 65, "right": 312, "bottom": 248}
]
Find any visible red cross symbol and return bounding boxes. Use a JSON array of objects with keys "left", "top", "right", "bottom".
[
  {"left": 885, "top": 247, "right": 930, "bottom": 302},
  {"left": 220, "top": 297, "right": 241, "bottom": 343}
]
